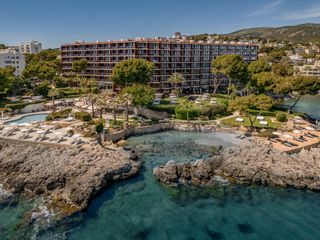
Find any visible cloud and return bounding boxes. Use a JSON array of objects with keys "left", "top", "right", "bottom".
[
  {"left": 285, "top": 6, "right": 320, "bottom": 20},
  {"left": 247, "top": 0, "right": 283, "bottom": 17}
]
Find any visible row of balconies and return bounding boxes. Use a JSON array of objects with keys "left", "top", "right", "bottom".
[{"left": 62, "top": 44, "right": 258, "bottom": 52}]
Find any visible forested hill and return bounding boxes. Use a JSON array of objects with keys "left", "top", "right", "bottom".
[
  {"left": 189, "top": 23, "right": 320, "bottom": 43},
  {"left": 228, "top": 23, "right": 320, "bottom": 42}
]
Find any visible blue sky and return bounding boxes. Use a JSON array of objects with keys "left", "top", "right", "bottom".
[{"left": 1, "top": 0, "right": 320, "bottom": 48}]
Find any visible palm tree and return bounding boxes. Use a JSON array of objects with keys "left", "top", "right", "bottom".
[
  {"left": 168, "top": 72, "right": 185, "bottom": 93},
  {"left": 119, "top": 93, "right": 132, "bottom": 124},
  {"left": 96, "top": 93, "right": 108, "bottom": 119},
  {"left": 87, "top": 93, "right": 98, "bottom": 118},
  {"left": 179, "top": 98, "right": 194, "bottom": 122},
  {"left": 48, "top": 84, "right": 60, "bottom": 112},
  {"left": 108, "top": 94, "right": 121, "bottom": 124}
]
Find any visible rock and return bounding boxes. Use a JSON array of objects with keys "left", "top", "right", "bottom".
[
  {"left": 153, "top": 144, "right": 320, "bottom": 190},
  {"left": 0, "top": 138, "right": 141, "bottom": 215}
]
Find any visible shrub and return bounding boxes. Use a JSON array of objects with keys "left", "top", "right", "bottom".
[
  {"left": 5, "top": 102, "right": 27, "bottom": 110},
  {"left": 276, "top": 112, "right": 287, "bottom": 122},
  {"left": 148, "top": 104, "right": 177, "bottom": 114},
  {"left": 95, "top": 122, "right": 104, "bottom": 133},
  {"left": 46, "top": 108, "right": 72, "bottom": 120},
  {"left": 75, "top": 111, "right": 91, "bottom": 121},
  {"left": 175, "top": 107, "right": 199, "bottom": 120}
]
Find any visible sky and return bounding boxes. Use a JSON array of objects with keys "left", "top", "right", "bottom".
[{"left": 1, "top": 0, "right": 320, "bottom": 48}]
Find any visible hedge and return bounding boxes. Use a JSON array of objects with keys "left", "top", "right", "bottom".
[
  {"left": 75, "top": 111, "right": 91, "bottom": 121},
  {"left": 175, "top": 107, "right": 199, "bottom": 120},
  {"left": 247, "top": 109, "right": 277, "bottom": 117},
  {"left": 5, "top": 100, "right": 45, "bottom": 111},
  {"left": 148, "top": 104, "right": 177, "bottom": 114},
  {"left": 276, "top": 112, "right": 287, "bottom": 122}
]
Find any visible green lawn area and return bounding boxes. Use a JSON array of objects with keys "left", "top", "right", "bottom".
[{"left": 221, "top": 116, "right": 281, "bottom": 129}]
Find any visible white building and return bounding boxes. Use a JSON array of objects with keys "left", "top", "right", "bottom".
[
  {"left": 0, "top": 48, "right": 26, "bottom": 76},
  {"left": 19, "top": 40, "right": 42, "bottom": 54},
  {"left": 294, "top": 61, "right": 320, "bottom": 77}
]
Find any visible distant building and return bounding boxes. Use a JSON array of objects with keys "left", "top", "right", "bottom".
[
  {"left": 19, "top": 41, "right": 42, "bottom": 54},
  {"left": 294, "top": 60, "right": 320, "bottom": 77},
  {"left": 0, "top": 48, "right": 25, "bottom": 76},
  {"left": 61, "top": 34, "right": 258, "bottom": 93}
]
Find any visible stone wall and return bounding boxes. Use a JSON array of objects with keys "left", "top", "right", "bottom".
[
  {"left": 21, "top": 103, "right": 45, "bottom": 113},
  {"left": 103, "top": 123, "right": 173, "bottom": 143},
  {"left": 136, "top": 107, "right": 169, "bottom": 120}
]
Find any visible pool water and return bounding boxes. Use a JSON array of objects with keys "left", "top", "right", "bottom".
[
  {"left": 1, "top": 131, "right": 320, "bottom": 240},
  {"left": 5, "top": 113, "right": 48, "bottom": 125}
]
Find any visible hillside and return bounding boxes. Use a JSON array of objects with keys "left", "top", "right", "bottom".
[
  {"left": 228, "top": 23, "right": 320, "bottom": 42},
  {"left": 189, "top": 23, "right": 320, "bottom": 43}
]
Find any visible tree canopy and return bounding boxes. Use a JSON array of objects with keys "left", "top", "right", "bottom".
[
  {"left": 72, "top": 59, "right": 88, "bottom": 73},
  {"left": 22, "top": 49, "right": 61, "bottom": 81},
  {"left": 212, "top": 54, "right": 248, "bottom": 95},
  {"left": 111, "top": 59, "right": 155, "bottom": 87},
  {"left": 121, "top": 84, "right": 155, "bottom": 107},
  {"left": 0, "top": 67, "right": 15, "bottom": 92},
  {"left": 248, "top": 59, "right": 271, "bottom": 75}
]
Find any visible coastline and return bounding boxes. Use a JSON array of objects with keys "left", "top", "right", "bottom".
[{"left": 0, "top": 138, "right": 140, "bottom": 218}]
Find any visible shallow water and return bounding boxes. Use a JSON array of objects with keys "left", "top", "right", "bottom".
[
  {"left": 1, "top": 131, "right": 320, "bottom": 240},
  {"left": 282, "top": 95, "right": 320, "bottom": 120}
]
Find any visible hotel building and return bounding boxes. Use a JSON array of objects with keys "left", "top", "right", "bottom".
[{"left": 61, "top": 34, "right": 258, "bottom": 93}]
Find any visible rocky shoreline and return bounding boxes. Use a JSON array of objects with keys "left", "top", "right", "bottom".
[
  {"left": 0, "top": 138, "right": 140, "bottom": 217},
  {"left": 153, "top": 144, "right": 320, "bottom": 190}
]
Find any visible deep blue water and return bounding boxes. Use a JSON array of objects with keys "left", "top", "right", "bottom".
[{"left": 1, "top": 131, "right": 320, "bottom": 240}]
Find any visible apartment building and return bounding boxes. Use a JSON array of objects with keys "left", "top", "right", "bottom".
[
  {"left": 0, "top": 48, "right": 25, "bottom": 76},
  {"left": 294, "top": 61, "right": 320, "bottom": 77},
  {"left": 19, "top": 41, "right": 42, "bottom": 54},
  {"left": 61, "top": 35, "right": 258, "bottom": 93}
]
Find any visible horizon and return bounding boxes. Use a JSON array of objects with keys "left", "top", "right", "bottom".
[{"left": 1, "top": 0, "right": 320, "bottom": 48}]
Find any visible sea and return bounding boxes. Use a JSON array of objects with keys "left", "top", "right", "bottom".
[{"left": 0, "top": 131, "right": 320, "bottom": 240}]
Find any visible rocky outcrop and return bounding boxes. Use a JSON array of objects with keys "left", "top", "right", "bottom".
[
  {"left": 0, "top": 138, "right": 140, "bottom": 215},
  {"left": 153, "top": 145, "right": 320, "bottom": 190}
]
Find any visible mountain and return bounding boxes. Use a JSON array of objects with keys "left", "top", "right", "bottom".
[{"left": 227, "top": 23, "right": 320, "bottom": 42}]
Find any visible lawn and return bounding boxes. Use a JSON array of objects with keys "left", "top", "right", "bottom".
[{"left": 221, "top": 116, "right": 281, "bottom": 129}]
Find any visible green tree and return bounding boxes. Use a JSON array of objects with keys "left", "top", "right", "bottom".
[
  {"left": 72, "top": 59, "right": 88, "bottom": 73},
  {"left": 212, "top": 54, "right": 248, "bottom": 96},
  {"left": 121, "top": 84, "right": 155, "bottom": 107},
  {"left": 110, "top": 59, "right": 155, "bottom": 87},
  {"left": 48, "top": 85, "right": 61, "bottom": 112},
  {"left": 22, "top": 49, "right": 61, "bottom": 81},
  {"left": 272, "top": 63, "right": 293, "bottom": 77},
  {"left": 0, "top": 67, "right": 15, "bottom": 93},
  {"left": 248, "top": 59, "right": 271, "bottom": 75},
  {"left": 275, "top": 76, "right": 320, "bottom": 113},
  {"left": 168, "top": 72, "right": 185, "bottom": 93},
  {"left": 35, "top": 80, "right": 50, "bottom": 97},
  {"left": 119, "top": 93, "right": 133, "bottom": 123},
  {"left": 228, "top": 94, "right": 273, "bottom": 130},
  {"left": 87, "top": 93, "right": 98, "bottom": 118},
  {"left": 178, "top": 98, "right": 194, "bottom": 122}
]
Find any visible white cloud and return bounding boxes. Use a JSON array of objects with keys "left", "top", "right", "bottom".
[
  {"left": 247, "top": 0, "right": 283, "bottom": 17},
  {"left": 285, "top": 6, "right": 320, "bottom": 20}
]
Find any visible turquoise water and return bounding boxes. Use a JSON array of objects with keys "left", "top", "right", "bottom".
[
  {"left": 282, "top": 95, "right": 320, "bottom": 120},
  {"left": 1, "top": 131, "right": 320, "bottom": 240},
  {"left": 5, "top": 113, "right": 48, "bottom": 125}
]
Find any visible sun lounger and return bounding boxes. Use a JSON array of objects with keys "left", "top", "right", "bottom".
[
  {"left": 257, "top": 116, "right": 264, "bottom": 120},
  {"left": 235, "top": 117, "right": 244, "bottom": 122},
  {"left": 259, "top": 121, "right": 268, "bottom": 126}
]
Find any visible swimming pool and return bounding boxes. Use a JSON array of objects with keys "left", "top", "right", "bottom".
[{"left": 5, "top": 113, "right": 48, "bottom": 125}]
